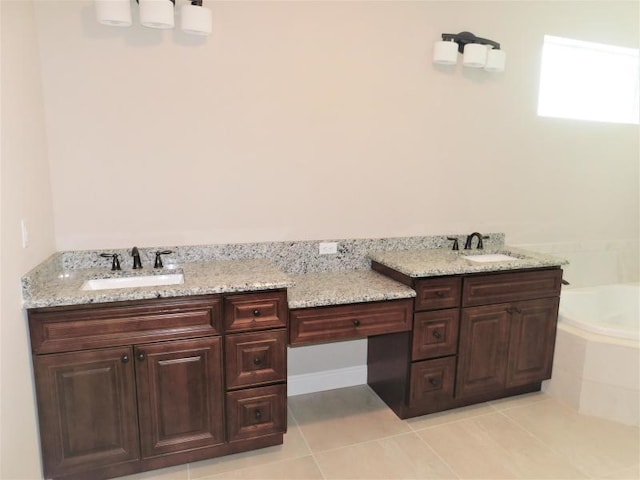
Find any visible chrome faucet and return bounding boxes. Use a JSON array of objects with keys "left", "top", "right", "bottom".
[
  {"left": 464, "top": 232, "right": 488, "bottom": 250},
  {"left": 131, "top": 246, "right": 143, "bottom": 269}
]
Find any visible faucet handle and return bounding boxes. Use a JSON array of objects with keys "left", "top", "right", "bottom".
[
  {"left": 154, "top": 250, "right": 173, "bottom": 269},
  {"left": 99, "top": 253, "right": 121, "bottom": 271},
  {"left": 446, "top": 237, "right": 459, "bottom": 251},
  {"left": 478, "top": 235, "right": 490, "bottom": 250}
]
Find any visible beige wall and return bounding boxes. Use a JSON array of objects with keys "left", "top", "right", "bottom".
[
  {"left": 1, "top": 1, "right": 56, "bottom": 478},
  {"left": 1, "top": 2, "right": 638, "bottom": 478},
  {"left": 32, "top": 0, "right": 639, "bottom": 252}
]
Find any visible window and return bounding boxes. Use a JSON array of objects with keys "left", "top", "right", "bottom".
[{"left": 538, "top": 35, "right": 639, "bottom": 124}]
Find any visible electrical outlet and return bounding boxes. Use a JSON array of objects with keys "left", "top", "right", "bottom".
[
  {"left": 21, "top": 218, "right": 29, "bottom": 248},
  {"left": 319, "top": 242, "right": 338, "bottom": 255}
]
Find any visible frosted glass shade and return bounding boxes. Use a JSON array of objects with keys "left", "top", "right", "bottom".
[
  {"left": 463, "top": 43, "right": 487, "bottom": 68},
  {"left": 484, "top": 49, "right": 506, "bottom": 72},
  {"left": 181, "top": 4, "right": 212, "bottom": 36},
  {"left": 433, "top": 40, "right": 459, "bottom": 65},
  {"left": 95, "top": 0, "right": 132, "bottom": 27},
  {"left": 139, "top": 0, "right": 174, "bottom": 29}
]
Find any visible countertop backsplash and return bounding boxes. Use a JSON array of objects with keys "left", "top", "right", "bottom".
[{"left": 55, "top": 233, "right": 506, "bottom": 274}]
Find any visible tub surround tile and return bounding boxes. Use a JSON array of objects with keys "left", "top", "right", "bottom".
[{"left": 287, "top": 270, "right": 415, "bottom": 309}]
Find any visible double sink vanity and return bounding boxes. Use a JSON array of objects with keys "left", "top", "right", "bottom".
[{"left": 22, "top": 234, "right": 566, "bottom": 480}]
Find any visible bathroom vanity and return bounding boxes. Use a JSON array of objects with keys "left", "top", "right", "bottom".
[
  {"left": 367, "top": 264, "right": 562, "bottom": 418},
  {"left": 29, "top": 290, "right": 288, "bottom": 480},
  {"left": 22, "top": 235, "right": 566, "bottom": 480}
]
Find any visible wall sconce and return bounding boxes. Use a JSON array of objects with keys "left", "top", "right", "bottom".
[
  {"left": 95, "top": 0, "right": 212, "bottom": 36},
  {"left": 433, "top": 31, "right": 506, "bottom": 72}
]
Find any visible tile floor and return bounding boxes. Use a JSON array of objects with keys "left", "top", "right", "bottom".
[{"left": 120, "top": 386, "right": 640, "bottom": 480}]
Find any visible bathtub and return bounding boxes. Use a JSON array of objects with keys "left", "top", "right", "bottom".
[
  {"left": 543, "top": 283, "right": 639, "bottom": 426},
  {"left": 559, "top": 284, "right": 639, "bottom": 341}
]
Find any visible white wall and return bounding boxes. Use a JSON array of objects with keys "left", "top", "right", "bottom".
[
  {"left": 32, "top": 1, "right": 638, "bottom": 253},
  {"left": 1, "top": 1, "right": 56, "bottom": 478}
]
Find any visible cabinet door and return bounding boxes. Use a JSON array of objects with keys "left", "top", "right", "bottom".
[
  {"left": 135, "top": 337, "right": 225, "bottom": 458},
  {"left": 506, "top": 297, "right": 560, "bottom": 387},
  {"left": 456, "top": 304, "right": 510, "bottom": 399},
  {"left": 34, "top": 347, "right": 139, "bottom": 479}
]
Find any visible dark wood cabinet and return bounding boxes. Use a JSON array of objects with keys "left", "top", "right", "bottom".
[
  {"left": 369, "top": 267, "right": 562, "bottom": 418},
  {"left": 290, "top": 299, "right": 412, "bottom": 345},
  {"left": 29, "top": 291, "right": 288, "bottom": 480},
  {"left": 135, "top": 337, "right": 225, "bottom": 458},
  {"left": 34, "top": 347, "right": 140, "bottom": 479},
  {"left": 455, "top": 304, "right": 511, "bottom": 399},
  {"left": 506, "top": 297, "right": 560, "bottom": 388}
]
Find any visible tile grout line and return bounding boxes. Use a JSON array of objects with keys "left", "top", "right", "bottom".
[
  {"left": 412, "top": 428, "right": 462, "bottom": 480},
  {"left": 288, "top": 406, "right": 329, "bottom": 479},
  {"left": 495, "top": 407, "right": 595, "bottom": 479}
]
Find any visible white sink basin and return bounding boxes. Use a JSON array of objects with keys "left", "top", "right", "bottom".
[
  {"left": 463, "top": 253, "right": 520, "bottom": 263},
  {"left": 82, "top": 274, "right": 184, "bottom": 291}
]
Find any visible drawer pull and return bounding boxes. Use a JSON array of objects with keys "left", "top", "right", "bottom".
[
  {"left": 429, "top": 378, "right": 439, "bottom": 387},
  {"left": 137, "top": 352, "right": 145, "bottom": 361},
  {"left": 433, "top": 331, "right": 443, "bottom": 340},
  {"left": 435, "top": 291, "right": 445, "bottom": 298},
  {"left": 121, "top": 354, "right": 129, "bottom": 363},
  {"left": 255, "top": 410, "right": 262, "bottom": 420},
  {"left": 253, "top": 309, "right": 261, "bottom": 317},
  {"left": 253, "top": 356, "right": 263, "bottom": 366},
  {"left": 353, "top": 319, "right": 361, "bottom": 327}
]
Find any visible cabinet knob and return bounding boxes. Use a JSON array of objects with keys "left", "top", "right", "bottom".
[
  {"left": 137, "top": 352, "right": 145, "bottom": 361},
  {"left": 515, "top": 307, "right": 522, "bottom": 314},
  {"left": 506, "top": 307, "right": 514, "bottom": 314},
  {"left": 353, "top": 319, "right": 361, "bottom": 327},
  {"left": 253, "top": 356, "right": 263, "bottom": 366},
  {"left": 255, "top": 410, "right": 262, "bottom": 420},
  {"left": 429, "top": 378, "right": 439, "bottom": 387},
  {"left": 121, "top": 354, "right": 129, "bottom": 363},
  {"left": 433, "top": 331, "right": 443, "bottom": 340},
  {"left": 435, "top": 291, "right": 445, "bottom": 298},
  {"left": 253, "top": 309, "right": 261, "bottom": 317}
]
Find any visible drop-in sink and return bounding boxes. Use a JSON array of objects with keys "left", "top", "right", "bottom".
[
  {"left": 81, "top": 274, "right": 184, "bottom": 291},
  {"left": 463, "top": 253, "right": 520, "bottom": 263}
]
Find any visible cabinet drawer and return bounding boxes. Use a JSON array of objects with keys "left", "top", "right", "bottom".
[
  {"left": 289, "top": 299, "right": 413, "bottom": 346},
  {"left": 226, "top": 384, "right": 286, "bottom": 442},
  {"left": 29, "top": 296, "right": 222, "bottom": 354},
  {"left": 409, "top": 357, "right": 455, "bottom": 407},
  {"left": 224, "top": 290, "right": 288, "bottom": 333},
  {"left": 414, "top": 277, "right": 461, "bottom": 311},
  {"left": 412, "top": 309, "right": 460, "bottom": 360},
  {"left": 225, "top": 330, "right": 287, "bottom": 390},
  {"left": 462, "top": 269, "right": 562, "bottom": 307}
]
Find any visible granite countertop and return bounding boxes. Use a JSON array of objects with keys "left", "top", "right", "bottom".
[
  {"left": 22, "top": 237, "right": 567, "bottom": 310},
  {"left": 369, "top": 245, "right": 567, "bottom": 278},
  {"left": 22, "top": 258, "right": 294, "bottom": 309},
  {"left": 287, "top": 270, "right": 416, "bottom": 309}
]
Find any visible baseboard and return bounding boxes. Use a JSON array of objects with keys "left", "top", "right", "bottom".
[{"left": 287, "top": 365, "right": 367, "bottom": 397}]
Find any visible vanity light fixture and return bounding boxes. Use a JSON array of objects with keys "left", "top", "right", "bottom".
[
  {"left": 433, "top": 31, "right": 506, "bottom": 72},
  {"left": 139, "top": 0, "right": 175, "bottom": 29},
  {"left": 95, "top": 0, "right": 212, "bottom": 36},
  {"left": 95, "top": 0, "right": 132, "bottom": 26}
]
